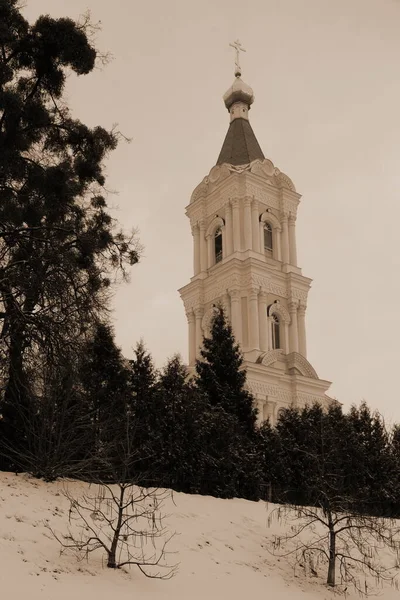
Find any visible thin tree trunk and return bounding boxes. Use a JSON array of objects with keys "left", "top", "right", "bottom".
[
  {"left": 327, "top": 528, "right": 336, "bottom": 587},
  {"left": 107, "top": 485, "right": 125, "bottom": 568}
]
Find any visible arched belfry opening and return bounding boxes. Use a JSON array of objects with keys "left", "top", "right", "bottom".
[
  {"left": 271, "top": 314, "right": 280, "bottom": 350},
  {"left": 264, "top": 222, "right": 273, "bottom": 254},
  {"left": 214, "top": 228, "right": 223, "bottom": 264}
]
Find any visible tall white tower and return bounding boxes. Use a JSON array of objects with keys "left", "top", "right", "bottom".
[{"left": 179, "top": 57, "right": 334, "bottom": 424}]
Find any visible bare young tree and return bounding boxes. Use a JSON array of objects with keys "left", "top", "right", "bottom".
[
  {"left": 50, "top": 481, "right": 176, "bottom": 577},
  {"left": 265, "top": 404, "right": 400, "bottom": 594},
  {"left": 268, "top": 502, "right": 400, "bottom": 594},
  {"left": 48, "top": 420, "right": 177, "bottom": 578}
]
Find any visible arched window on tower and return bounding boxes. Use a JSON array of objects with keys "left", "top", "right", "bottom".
[
  {"left": 264, "top": 222, "right": 273, "bottom": 254},
  {"left": 271, "top": 314, "right": 280, "bottom": 350},
  {"left": 215, "top": 228, "right": 223, "bottom": 264}
]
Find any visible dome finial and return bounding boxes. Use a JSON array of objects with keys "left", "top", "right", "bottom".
[
  {"left": 223, "top": 41, "right": 254, "bottom": 120},
  {"left": 229, "top": 39, "right": 246, "bottom": 78}
]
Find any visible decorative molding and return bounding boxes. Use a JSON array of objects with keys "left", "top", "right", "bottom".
[
  {"left": 250, "top": 158, "right": 275, "bottom": 177},
  {"left": 281, "top": 197, "right": 299, "bottom": 216},
  {"left": 298, "top": 302, "right": 307, "bottom": 316},
  {"left": 188, "top": 202, "right": 205, "bottom": 227},
  {"left": 288, "top": 299, "right": 299, "bottom": 312},
  {"left": 287, "top": 352, "right": 319, "bottom": 379},
  {"left": 275, "top": 389, "right": 294, "bottom": 403},
  {"left": 290, "top": 288, "right": 308, "bottom": 302},
  {"left": 208, "top": 164, "right": 230, "bottom": 184},
  {"left": 269, "top": 300, "right": 291, "bottom": 324},
  {"left": 296, "top": 392, "right": 332, "bottom": 408},
  {"left": 269, "top": 282, "right": 289, "bottom": 298},
  {"left": 245, "top": 183, "right": 279, "bottom": 209},
  {"left": 246, "top": 380, "right": 280, "bottom": 397},
  {"left": 229, "top": 288, "right": 241, "bottom": 301},
  {"left": 182, "top": 293, "right": 204, "bottom": 311},
  {"left": 203, "top": 274, "right": 241, "bottom": 304},
  {"left": 206, "top": 183, "right": 240, "bottom": 217},
  {"left": 275, "top": 169, "right": 296, "bottom": 192},
  {"left": 190, "top": 180, "right": 208, "bottom": 204},
  {"left": 194, "top": 306, "right": 204, "bottom": 318},
  {"left": 205, "top": 216, "right": 225, "bottom": 238},
  {"left": 259, "top": 290, "right": 268, "bottom": 302},
  {"left": 186, "top": 309, "right": 195, "bottom": 321},
  {"left": 260, "top": 210, "right": 282, "bottom": 231},
  {"left": 191, "top": 223, "right": 199, "bottom": 236},
  {"left": 257, "top": 349, "right": 285, "bottom": 367},
  {"left": 227, "top": 163, "right": 250, "bottom": 174},
  {"left": 189, "top": 160, "right": 296, "bottom": 211}
]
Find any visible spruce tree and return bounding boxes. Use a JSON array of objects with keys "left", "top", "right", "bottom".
[
  {"left": 153, "top": 355, "right": 203, "bottom": 490},
  {"left": 79, "top": 322, "right": 130, "bottom": 459},
  {"left": 346, "top": 403, "right": 395, "bottom": 516},
  {"left": 272, "top": 403, "right": 350, "bottom": 507},
  {"left": 194, "top": 306, "right": 261, "bottom": 499},
  {"left": 127, "top": 341, "right": 158, "bottom": 481},
  {"left": 195, "top": 306, "right": 257, "bottom": 433}
]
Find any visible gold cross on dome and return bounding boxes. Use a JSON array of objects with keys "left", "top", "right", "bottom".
[{"left": 229, "top": 39, "right": 246, "bottom": 76}]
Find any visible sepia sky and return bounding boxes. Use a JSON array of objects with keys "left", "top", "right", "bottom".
[{"left": 23, "top": 0, "right": 400, "bottom": 423}]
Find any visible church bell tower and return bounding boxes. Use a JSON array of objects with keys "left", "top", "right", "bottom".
[{"left": 179, "top": 43, "right": 334, "bottom": 424}]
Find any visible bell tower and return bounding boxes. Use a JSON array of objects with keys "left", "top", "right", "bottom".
[{"left": 179, "top": 46, "right": 334, "bottom": 423}]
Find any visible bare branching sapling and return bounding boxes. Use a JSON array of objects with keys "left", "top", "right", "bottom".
[
  {"left": 268, "top": 503, "right": 400, "bottom": 595},
  {"left": 50, "top": 482, "right": 177, "bottom": 578}
]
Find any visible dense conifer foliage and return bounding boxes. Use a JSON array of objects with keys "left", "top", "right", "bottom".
[
  {"left": 196, "top": 306, "right": 257, "bottom": 433},
  {"left": 263, "top": 403, "right": 398, "bottom": 518},
  {"left": 0, "top": 1, "right": 139, "bottom": 458}
]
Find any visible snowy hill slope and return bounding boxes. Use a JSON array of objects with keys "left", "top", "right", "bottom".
[{"left": 0, "top": 472, "right": 398, "bottom": 600}]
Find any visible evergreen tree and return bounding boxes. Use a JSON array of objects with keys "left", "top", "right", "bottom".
[
  {"left": 195, "top": 306, "right": 257, "bottom": 433},
  {"left": 271, "top": 403, "right": 350, "bottom": 507},
  {"left": 0, "top": 1, "right": 139, "bottom": 458},
  {"left": 390, "top": 424, "right": 400, "bottom": 515},
  {"left": 79, "top": 322, "right": 130, "bottom": 460},
  {"left": 346, "top": 403, "right": 395, "bottom": 516},
  {"left": 127, "top": 341, "right": 158, "bottom": 481},
  {"left": 152, "top": 355, "right": 203, "bottom": 491},
  {"left": 194, "top": 306, "right": 262, "bottom": 499}
]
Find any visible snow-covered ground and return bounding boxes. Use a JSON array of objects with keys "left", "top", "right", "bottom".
[{"left": 0, "top": 472, "right": 398, "bottom": 599}]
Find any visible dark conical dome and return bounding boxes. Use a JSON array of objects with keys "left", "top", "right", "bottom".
[
  {"left": 216, "top": 119, "right": 265, "bottom": 166},
  {"left": 216, "top": 75, "right": 264, "bottom": 166}
]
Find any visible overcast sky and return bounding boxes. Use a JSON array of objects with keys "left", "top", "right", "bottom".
[{"left": 23, "top": 0, "right": 400, "bottom": 423}]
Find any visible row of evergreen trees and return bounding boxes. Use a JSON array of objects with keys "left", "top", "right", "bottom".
[{"left": 2, "top": 306, "right": 400, "bottom": 519}]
